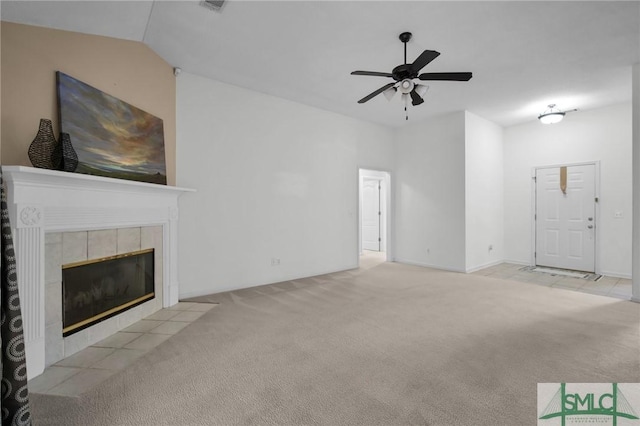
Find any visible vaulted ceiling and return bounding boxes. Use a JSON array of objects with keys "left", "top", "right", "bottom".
[{"left": 3, "top": 1, "right": 639, "bottom": 127}]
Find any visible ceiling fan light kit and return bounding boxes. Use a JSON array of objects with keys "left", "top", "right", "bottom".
[
  {"left": 383, "top": 86, "right": 397, "bottom": 101},
  {"left": 399, "top": 79, "right": 414, "bottom": 94},
  {"left": 415, "top": 84, "right": 429, "bottom": 97},
  {"left": 200, "top": 0, "right": 226, "bottom": 12},
  {"left": 401, "top": 93, "right": 410, "bottom": 108},
  {"left": 351, "top": 31, "right": 472, "bottom": 120}
]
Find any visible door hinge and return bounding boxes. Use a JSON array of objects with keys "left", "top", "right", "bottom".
[
  {"left": 378, "top": 238, "right": 381, "bottom": 242},
  {"left": 595, "top": 197, "right": 599, "bottom": 203},
  {"left": 378, "top": 211, "right": 381, "bottom": 216},
  {"left": 534, "top": 252, "right": 537, "bottom": 258},
  {"left": 533, "top": 176, "right": 537, "bottom": 182},
  {"left": 534, "top": 214, "right": 537, "bottom": 220}
]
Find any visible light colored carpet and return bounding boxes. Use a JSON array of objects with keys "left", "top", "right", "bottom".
[{"left": 31, "top": 260, "right": 639, "bottom": 425}]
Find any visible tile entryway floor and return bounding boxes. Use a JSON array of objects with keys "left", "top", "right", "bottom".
[
  {"left": 472, "top": 263, "right": 632, "bottom": 299},
  {"left": 28, "top": 302, "right": 217, "bottom": 397}
]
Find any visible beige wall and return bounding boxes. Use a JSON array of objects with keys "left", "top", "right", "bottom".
[{"left": 1, "top": 22, "right": 176, "bottom": 185}]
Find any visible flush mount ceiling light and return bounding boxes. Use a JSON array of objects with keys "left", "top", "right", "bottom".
[{"left": 538, "top": 104, "right": 578, "bottom": 124}]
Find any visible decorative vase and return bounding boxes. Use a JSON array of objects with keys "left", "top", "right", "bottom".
[
  {"left": 58, "top": 132, "right": 78, "bottom": 172},
  {"left": 28, "top": 119, "right": 60, "bottom": 169}
]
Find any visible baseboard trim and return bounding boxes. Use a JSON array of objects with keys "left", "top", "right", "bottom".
[
  {"left": 179, "top": 263, "right": 360, "bottom": 300},
  {"left": 502, "top": 259, "right": 531, "bottom": 266},
  {"left": 465, "top": 260, "right": 504, "bottom": 274},
  {"left": 180, "top": 288, "right": 227, "bottom": 300},
  {"left": 394, "top": 258, "right": 466, "bottom": 273},
  {"left": 599, "top": 270, "right": 632, "bottom": 279}
]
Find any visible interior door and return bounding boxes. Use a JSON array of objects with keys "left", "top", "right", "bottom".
[
  {"left": 535, "top": 164, "right": 596, "bottom": 272},
  {"left": 362, "top": 178, "right": 381, "bottom": 251}
]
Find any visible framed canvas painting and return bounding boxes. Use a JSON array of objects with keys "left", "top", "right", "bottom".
[{"left": 57, "top": 71, "right": 167, "bottom": 184}]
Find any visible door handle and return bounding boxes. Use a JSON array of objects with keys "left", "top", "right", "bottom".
[{"left": 587, "top": 225, "right": 593, "bottom": 229}]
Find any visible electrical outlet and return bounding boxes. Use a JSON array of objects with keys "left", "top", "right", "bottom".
[
  {"left": 614, "top": 211, "right": 623, "bottom": 218},
  {"left": 488, "top": 244, "right": 493, "bottom": 251},
  {"left": 271, "top": 258, "right": 280, "bottom": 266},
  {"left": 426, "top": 248, "right": 430, "bottom": 255}
]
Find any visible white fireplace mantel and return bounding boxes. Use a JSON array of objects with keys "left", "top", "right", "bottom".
[{"left": 2, "top": 166, "right": 194, "bottom": 378}]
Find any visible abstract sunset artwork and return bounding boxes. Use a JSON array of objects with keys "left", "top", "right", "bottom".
[{"left": 57, "top": 71, "right": 167, "bottom": 184}]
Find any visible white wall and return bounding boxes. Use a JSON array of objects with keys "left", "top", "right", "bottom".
[
  {"left": 465, "top": 111, "right": 504, "bottom": 272},
  {"left": 177, "top": 72, "right": 395, "bottom": 297},
  {"left": 394, "top": 112, "right": 467, "bottom": 272},
  {"left": 504, "top": 103, "right": 632, "bottom": 277}
]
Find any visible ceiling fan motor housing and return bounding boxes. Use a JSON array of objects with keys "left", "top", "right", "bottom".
[{"left": 392, "top": 64, "right": 416, "bottom": 81}]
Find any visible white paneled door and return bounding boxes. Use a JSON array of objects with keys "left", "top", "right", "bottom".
[
  {"left": 535, "top": 164, "right": 596, "bottom": 272},
  {"left": 362, "top": 178, "right": 381, "bottom": 251}
]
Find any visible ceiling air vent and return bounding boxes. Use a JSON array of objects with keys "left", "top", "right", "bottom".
[{"left": 200, "top": 0, "right": 226, "bottom": 12}]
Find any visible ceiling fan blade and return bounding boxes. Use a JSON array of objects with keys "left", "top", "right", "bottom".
[
  {"left": 351, "top": 71, "right": 394, "bottom": 78},
  {"left": 357, "top": 82, "right": 396, "bottom": 104},
  {"left": 418, "top": 72, "right": 473, "bottom": 81},
  {"left": 409, "top": 89, "right": 424, "bottom": 106},
  {"left": 410, "top": 50, "right": 440, "bottom": 74}
]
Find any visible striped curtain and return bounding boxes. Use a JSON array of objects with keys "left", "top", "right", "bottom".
[{"left": 1, "top": 169, "right": 32, "bottom": 425}]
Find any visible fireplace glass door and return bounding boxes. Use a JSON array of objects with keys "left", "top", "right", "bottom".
[{"left": 62, "top": 249, "right": 155, "bottom": 336}]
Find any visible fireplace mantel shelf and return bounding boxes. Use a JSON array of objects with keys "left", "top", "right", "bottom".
[
  {"left": 2, "top": 166, "right": 194, "bottom": 196},
  {"left": 2, "top": 165, "right": 194, "bottom": 379}
]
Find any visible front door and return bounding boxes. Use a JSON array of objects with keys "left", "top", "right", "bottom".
[
  {"left": 535, "top": 164, "right": 596, "bottom": 272},
  {"left": 362, "top": 178, "right": 381, "bottom": 251}
]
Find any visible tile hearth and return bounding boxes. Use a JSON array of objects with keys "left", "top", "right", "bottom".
[{"left": 28, "top": 302, "right": 217, "bottom": 397}]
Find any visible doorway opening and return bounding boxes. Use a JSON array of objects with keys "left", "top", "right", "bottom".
[
  {"left": 359, "top": 169, "right": 392, "bottom": 265},
  {"left": 533, "top": 162, "right": 599, "bottom": 273}
]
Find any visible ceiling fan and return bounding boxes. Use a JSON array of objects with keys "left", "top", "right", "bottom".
[{"left": 351, "top": 32, "right": 472, "bottom": 120}]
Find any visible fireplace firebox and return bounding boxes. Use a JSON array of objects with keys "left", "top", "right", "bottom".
[{"left": 62, "top": 249, "right": 155, "bottom": 336}]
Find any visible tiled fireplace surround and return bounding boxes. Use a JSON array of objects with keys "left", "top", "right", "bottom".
[
  {"left": 45, "top": 226, "right": 163, "bottom": 367},
  {"left": 3, "top": 166, "right": 192, "bottom": 380}
]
